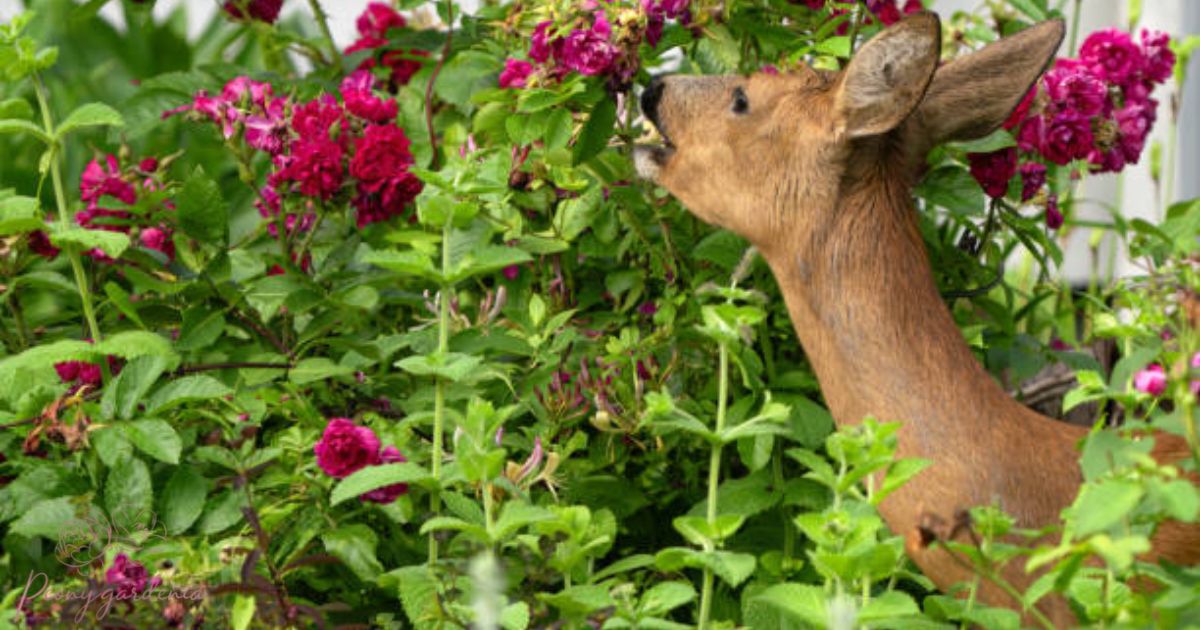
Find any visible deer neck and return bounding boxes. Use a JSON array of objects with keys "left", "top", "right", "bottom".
[{"left": 759, "top": 158, "right": 1030, "bottom": 452}]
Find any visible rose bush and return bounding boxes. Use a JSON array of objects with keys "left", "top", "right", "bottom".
[{"left": 0, "top": 0, "right": 1198, "bottom": 628}]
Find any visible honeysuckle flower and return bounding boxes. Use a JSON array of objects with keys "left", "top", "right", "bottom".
[
  {"left": 105, "top": 553, "right": 161, "bottom": 598},
  {"left": 314, "top": 418, "right": 381, "bottom": 478},
  {"left": 1134, "top": 364, "right": 1167, "bottom": 396}
]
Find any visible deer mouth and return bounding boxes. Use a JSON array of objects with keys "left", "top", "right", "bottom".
[{"left": 633, "top": 126, "right": 674, "bottom": 181}]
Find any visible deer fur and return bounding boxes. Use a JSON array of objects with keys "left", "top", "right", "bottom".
[{"left": 635, "top": 12, "right": 1200, "bottom": 625}]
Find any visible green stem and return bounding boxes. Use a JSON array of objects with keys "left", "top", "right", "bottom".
[
  {"left": 697, "top": 342, "right": 729, "bottom": 630},
  {"left": 773, "top": 444, "right": 794, "bottom": 563},
  {"left": 1068, "top": 0, "right": 1083, "bottom": 54},
  {"left": 33, "top": 74, "right": 105, "bottom": 375},
  {"left": 306, "top": 0, "right": 340, "bottom": 66},
  {"left": 429, "top": 218, "right": 453, "bottom": 565},
  {"left": 1162, "top": 100, "right": 1178, "bottom": 216}
]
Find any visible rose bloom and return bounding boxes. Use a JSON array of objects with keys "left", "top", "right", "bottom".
[
  {"left": 314, "top": 418, "right": 381, "bottom": 478},
  {"left": 106, "top": 553, "right": 161, "bottom": 598},
  {"left": 222, "top": 0, "right": 284, "bottom": 23},
  {"left": 340, "top": 71, "right": 399, "bottom": 123},
  {"left": 1039, "top": 110, "right": 1094, "bottom": 165},
  {"left": 967, "top": 147, "right": 1017, "bottom": 199},
  {"left": 280, "top": 139, "right": 345, "bottom": 200},
  {"left": 1133, "top": 363, "right": 1167, "bottom": 396},
  {"left": 1079, "top": 28, "right": 1144, "bottom": 86},
  {"left": 1045, "top": 193, "right": 1064, "bottom": 229},
  {"left": 499, "top": 59, "right": 533, "bottom": 88},
  {"left": 1138, "top": 29, "right": 1175, "bottom": 84},
  {"left": 556, "top": 13, "right": 618, "bottom": 76},
  {"left": 1018, "top": 162, "right": 1046, "bottom": 202},
  {"left": 350, "top": 124, "right": 423, "bottom": 226},
  {"left": 1044, "top": 65, "right": 1108, "bottom": 118}
]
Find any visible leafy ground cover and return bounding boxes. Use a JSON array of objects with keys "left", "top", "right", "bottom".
[{"left": 0, "top": 0, "right": 1198, "bottom": 628}]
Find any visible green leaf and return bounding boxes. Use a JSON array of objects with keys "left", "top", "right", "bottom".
[
  {"left": 639, "top": 581, "right": 696, "bottom": 617},
  {"left": 396, "top": 352, "right": 483, "bottom": 382},
  {"left": 230, "top": 594, "right": 255, "bottom": 630},
  {"left": 673, "top": 515, "right": 746, "bottom": 546},
  {"left": 1008, "top": 0, "right": 1048, "bottom": 20},
  {"left": 951, "top": 129, "right": 1016, "bottom": 154},
  {"left": 11, "top": 496, "right": 88, "bottom": 539},
  {"left": 538, "top": 585, "right": 615, "bottom": 618},
  {"left": 330, "top": 462, "right": 434, "bottom": 506},
  {"left": 289, "top": 357, "right": 355, "bottom": 385},
  {"left": 553, "top": 186, "right": 603, "bottom": 241},
  {"left": 323, "top": 524, "right": 385, "bottom": 582},
  {"left": 56, "top": 102, "right": 124, "bottom": 138},
  {"left": 0, "top": 195, "right": 42, "bottom": 235},
  {"left": 176, "top": 307, "right": 226, "bottom": 351},
  {"left": 176, "top": 167, "right": 228, "bottom": 243},
  {"left": 572, "top": 97, "right": 617, "bottom": 165},
  {"left": 100, "top": 355, "right": 167, "bottom": 421},
  {"left": 362, "top": 248, "right": 442, "bottom": 282},
  {"left": 103, "top": 282, "right": 145, "bottom": 329},
  {"left": 858, "top": 591, "right": 920, "bottom": 622},
  {"left": 655, "top": 547, "right": 756, "bottom": 587},
  {"left": 49, "top": 226, "right": 130, "bottom": 258},
  {"left": 384, "top": 565, "right": 440, "bottom": 630},
  {"left": 492, "top": 502, "right": 555, "bottom": 541},
  {"left": 105, "top": 456, "right": 152, "bottom": 522},
  {"left": 124, "top": 419, "right": 182, "bottom": 464},
  {"left": 448, "top": 245, "right": 532, "bottom": 283},
  {"left": 145, "top": 375, "right": 232, "bottom": 414},
  {"left": 245, "top": 274, "right": 301, "bottom": 321},
  {"left": 501, "top": 602, "right": 530, "bottom": 630},
  {"left": 752, "top": 583, "right": 828, "bottom": 627},
  {"left": 97, "top": 331, "right": 179, "bottom": 366},
  {"left": 0, "top": 118, "right": 50, "bottom": 143},
  {"left": 197, "top": 489, "right": 245, "bottom": 534},
  {"left": 160, "top": 466, "right": 207, "bottom": 534},
  {"left": 0, "top": 97, "right": 34, "bottom": 120},
  {"left": 1072, "top": 479, "right": 1144, "bottom": 536}
]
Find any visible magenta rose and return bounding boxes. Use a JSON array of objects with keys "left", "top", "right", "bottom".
[
  {"left": 1040, "top": 110, "right": 1094, "bottom": 165},
  {"left": 222, "top": 0, "right": 284, "bottom": 23},
  {"left": 1079, "top": 28, "right": 1144, "bottom": 86},
  {"left": 314, "top": 418, "right": 382, "bottom": 478},
  {"left": 361, "top": 446, "right": 410, "bottom": 504},
  {"left": 499, "top": 59, "right": 534, "bottom": 89},
  {"left": 968, "top": 147, "right": 1017, "bottom": 199}
]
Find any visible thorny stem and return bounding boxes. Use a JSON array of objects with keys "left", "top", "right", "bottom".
[
  {"left": 33, "top": 74, "right": 107, "bottom": 381},
  {"left": 425, "top": 0, "right": 455, "bottom": 170},
  {"left": 306, "top": 0, "right": 340, "bottom": 65},
  {"left": 429, "top": 216, "right": 453, "bottom": 565}
]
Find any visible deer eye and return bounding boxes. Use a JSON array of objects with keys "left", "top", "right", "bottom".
[{"left": 731, "top": 88, "right": 749, "bottom": 115}]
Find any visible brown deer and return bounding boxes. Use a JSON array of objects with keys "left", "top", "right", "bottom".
[{"left": 634, "top": 11, "right": 1200, "bottom": 625}]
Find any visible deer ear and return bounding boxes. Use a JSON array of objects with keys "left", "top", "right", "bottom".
[
  {"left": 907, "top": 19, "right": 1065, "bottom": 148},
  {"left": 834, "top": 12, "right": 941, "bottom": 139}
]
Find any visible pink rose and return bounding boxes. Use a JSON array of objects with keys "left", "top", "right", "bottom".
[
  {"left": 500, "top": 59, "right": 534, "bottom": 89},
  {"left": 314, "top": 418, "right": 381, "bottom": 478}
]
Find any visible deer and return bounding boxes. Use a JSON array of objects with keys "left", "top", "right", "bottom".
[{"left": 633, "top": 11, "right": 1200, "bottom": 625}]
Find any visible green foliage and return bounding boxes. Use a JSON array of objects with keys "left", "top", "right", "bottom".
[{"left": 0, "top": 1, "right": 1197, "bottom": 628}]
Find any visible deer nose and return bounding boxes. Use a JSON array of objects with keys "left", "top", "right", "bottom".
[{"left": 641, "top": 77, "right": 665, "bottom": 126}]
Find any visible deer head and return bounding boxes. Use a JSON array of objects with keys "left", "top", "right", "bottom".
[{"left": 634, "top": 12, "right": 1065, "bottom": 256}]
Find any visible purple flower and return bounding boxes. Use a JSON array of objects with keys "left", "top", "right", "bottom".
[
  {"left": 1045, "top": 194, "right": 1064, "bottom": 229},
  {"left": 556, "top": 14, "right": 618, "bottom": 76},
  {"left": 105, "top": 554, "right": 161, "bottom": 598},
  {"left": 1044, "top": 65, "right": 1108, "bottom": 118},
  {"left": 500, "top": 59, "right": 534, "bottom": 89},
  {"left": 968, "top": 147, "right": 1017, "bottom": 199},
  {"left": 361, "top": 446, "right": 409, "bottom": 504},
  {"left": 1019, "top": 162, "right": 1046, "bottom": 202},
  {"left": 1133, "top": 363, "right": 1167, "bottom": 396},
  {"left": 1080, "top": 28, "right": 1144, "bottom": 87},
  {"left": 1040, "top": 110, "right": 1094, "bottom": 165},
  {"left": 314, "top": 418, "right": 381, "bottom": 478},
  {"left": 1139, "top": 29, "right": 1175, "bottom": 84}
]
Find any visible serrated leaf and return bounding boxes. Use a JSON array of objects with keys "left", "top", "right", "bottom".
[
  {"left": 124, "top": 419, "right": 182, "bottom": 464},
  {"left": 105, "top": 457, "right": 152, "bottom": 523},
  {"left": 177, "top": 167, "right": 227, "bottom": 243},
  {"left": 323, "top": 524, "right": 385, "bottom": 582},
  {"left": 572, "top": 97, "right": 617, "bottom": 165},
  {"left": 145, "top": 375, "right": 232, "bottom": 414},
  {"left": 49, "top": 226, "right": 130, "bottom": 258},
  {"left": 289, "top": 357, "right": 354, "bottom": 385},
  {"left": 639, "top": 581, "right": 695, "bottom": 617},
  {"left": 396, "top": 352, "right": 483, "bottom": 382},
  {"left": 100, "top": 355, "right": 166, "bottom": 421},
  {"left": 752, "top": 583, "right": 827, "bottom": 627},
  {"left": 160, "top": 466, "right": 206, "bottom": 534},
  {"left": 56, "top": 102, "right": 124, "bottom": 138},
  {"left": 0, "top": 118, "right": 50, "bottom": 142}
]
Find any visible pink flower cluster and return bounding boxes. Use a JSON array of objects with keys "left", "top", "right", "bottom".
[
  {"left": 313, "top": 418, "right": 409, "bottom": 504},
  {"left": 969, "top": 28, "right": 1174, "bottom": 227},
  {"left": 105, "top": 553, "right": 162, "bottom": 598},
  {"left": 345, "top": 2, "right": 426, "bottom": 92},
  {"left": 170, "top": 70, "right": 422, "bottom": 233},
  {"left": 501, "top": 1, "right": 691, "bottom": 89},
  {"left": 1132, "top": 353, "right": 1200, "bottom": 397},
  {"left": 54, "top": 339, "right": 123, "bottom": 391},
  {"left": 801, "top": 0, "right": 923, "bottom": 31},
  {"left": 31, "top": 153, "right": 173, "bottom": 263}
]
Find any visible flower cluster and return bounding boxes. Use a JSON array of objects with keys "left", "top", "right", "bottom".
[
  {"left": 345, "top": 2, "right": 426, "bottom": 92},
  {"left": 170, "top": 70, "right": 422, "bottom": 236},
  {"left": 222, "top": 0, "right": 284, "bottom": 23},
  {"left": 800, "top": 0, "right": 924, "bottom": 31},
  {"left": 501, "top": 1, "right": 691, "bottom": 89},
  {"left": 105, "top": 553, "right": 162, "bottom": 598},
  {"left": 969, "top": 28, "right": 1174, "bottom": 227},
  {"left": 1134, "top": 353, "right": 1200, "bottom": 397},
  {"left": 313, "top": 418, "right": 409, "bottom": 504}
]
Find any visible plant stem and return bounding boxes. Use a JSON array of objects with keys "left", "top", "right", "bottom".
[
  {"left": 33, "top": 74, "right": 106, "bottom": 377},
  {"left": 697, "top": 342, "right": 729, "bottom": 630},
  {"left": 429, "top": 217, "right": 453, "bottom": 565},
  {"left": 424, "top": 0, "right": 455, "bottom": 170},
  {"left": 773, "top": 444, "right": 794, "bottom": 562},
  {"left": 1068, "top": 0, "right": 1083, "bottom": 55},
  {"left": 306, "top": 0, "right": 340, "bottom": 65}
]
